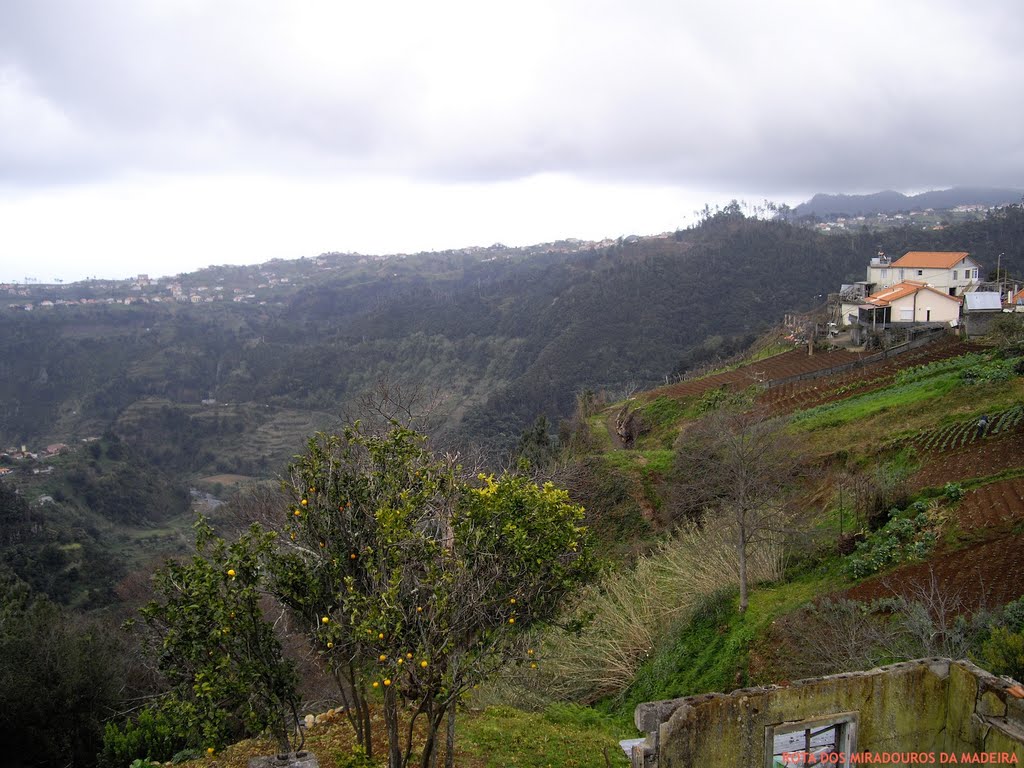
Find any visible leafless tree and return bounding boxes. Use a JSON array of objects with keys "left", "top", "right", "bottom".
[
  {"left": 877, "top": 567, "right": 991, "bottom": 660},
  {"left": 767, "top": 598, "right": 902, "bottom": 679},
  {"left": 348, "top": 374, "right": 444, "bottom": 434},
  {"left": 671, "top": 408, "right": 804, "bottom": 613}
]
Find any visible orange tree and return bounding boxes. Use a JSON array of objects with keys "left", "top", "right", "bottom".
[
  {"left": 272, "top": 423, "right": 597, "bottom": 768},
  {"left": 138, "top": 519, "right": 301, "bottom": 756}
]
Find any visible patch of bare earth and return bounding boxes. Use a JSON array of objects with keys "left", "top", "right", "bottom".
[
  {"left": 845, "top": 534, "right": 1024, "bottom": 611},
  {"left": 910, "top": 420, "right": 1024, "bottom": 490}
]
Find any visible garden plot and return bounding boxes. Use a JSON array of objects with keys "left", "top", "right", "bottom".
[
  {"left": 955, "top": 476, "right": 1024, "bottom": 532},
  {"left": 846, "top": 532, "right": 1024, "bottom": 612}
]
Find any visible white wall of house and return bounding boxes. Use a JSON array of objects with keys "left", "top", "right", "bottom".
[
  {"left": 840, "top": 301, "right": 867, "bottom": 325},
  {"left": 886, "top": 291, "right": 961, "bottom": 324},
  {"left": 866, "top": 263, "right": 895, "bottom": 289},
  {"left": 867, "top": 257, "right": 980, "bottom": 295}
]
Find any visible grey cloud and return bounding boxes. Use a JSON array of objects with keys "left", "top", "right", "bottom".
[{"left": 1, "top": 0, "right": 1023, "bottom": 194}]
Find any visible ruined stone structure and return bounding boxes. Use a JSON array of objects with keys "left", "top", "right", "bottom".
[{"left": 630, "top": 659, "right": 1024, "bottom": 767}]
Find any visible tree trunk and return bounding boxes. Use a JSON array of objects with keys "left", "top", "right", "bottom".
[
  {"left": 360, "top": 684, "right": 374, "bottom": 758},
  {"left": 274, "top": 716, "right": 292, "bottom": 757},
  {"left": 334, "top": 663, "right": 373, "bottom": 759},
  {"left": 445, "top": 703, "right": 456, "bottom": 768},
  {"left": 384, "top": 686, "right": 402, "bottom": 768},
  {"left": 737, "top": 521, "right": 748, "bottom": 614},
  {"left": 419, "top": 705, "right": 446, "bottom": 768}
]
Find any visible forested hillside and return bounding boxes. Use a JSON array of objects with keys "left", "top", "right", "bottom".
[{"left": 5, "top": 206, "right": 1023, "bottom": 474}]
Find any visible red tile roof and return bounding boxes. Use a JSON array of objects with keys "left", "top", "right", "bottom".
[
  {"left": 891, "top": 251, "right": 971, "bottom": 269},
  {"left": 865, "top": 281, "right": 962, "bottom": 307}
]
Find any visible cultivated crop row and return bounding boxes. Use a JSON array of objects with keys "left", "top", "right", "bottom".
[
  {"left": 957, "top": 477, "right": 1024, "bottom": 531},
  {"left": 762, "top": 338, "right": 976, "bottom": 414},
  {"left": 914, "top": 405, "right": 1024, "bottom": 453}
]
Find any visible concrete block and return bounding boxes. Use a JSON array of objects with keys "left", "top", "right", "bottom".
[{"left": 248, "top": 752, "right": 319, "bottom": 768}]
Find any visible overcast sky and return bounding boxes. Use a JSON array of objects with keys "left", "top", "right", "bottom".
[{"left": 1, "top": 1, "right": 1022, "bottom": 282}]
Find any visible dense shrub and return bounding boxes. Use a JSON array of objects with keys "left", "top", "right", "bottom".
[
  {"left": 845, "top": 503, "right": 939, "bottom": 579},
  {"left": 98, "top": 708, "right": 186, "bottom": 768}
]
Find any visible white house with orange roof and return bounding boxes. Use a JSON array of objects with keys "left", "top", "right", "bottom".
[
  {"left": 841, "top": 281, "right": 963, "bottom": 327},
  {"left": 866, "top": 251, "right": 981, "bottom": 296}
]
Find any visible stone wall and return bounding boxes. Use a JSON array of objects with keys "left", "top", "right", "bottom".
[{"left": 631, "top": 659, "right": 1024, "bottom": 767}]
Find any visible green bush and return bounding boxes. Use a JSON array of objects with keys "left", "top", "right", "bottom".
[
  {"left": 943, "top": 482, "right": 964, "bottom": 502},
  {"left": 960, "top": 357, "right": 1017, "bottom": 383},
  {"left": 1002, "top": 597, "right": 1024, "bottom": 633},
  {"left": 978, "top": 627, "right": 1024, "bottom": 683},
  {"left": 893, "top": 354, "right": 987, "bottom": 386},
  {"left": 98, "top": 708, "right": 186, "bottom": 768},
  {"left": 332, "top": 745, "right": 377, "bottom": 768},
  {"left": 845, "top": 508, "right": 937, "bottom": 579}
]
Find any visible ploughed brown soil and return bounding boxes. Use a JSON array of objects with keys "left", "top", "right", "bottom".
[
  {"left": 642, "top": 336, "right": 984, "bottom": 417},
  {"left": 644, "top": 346, "right": 868, "bottom": 402},
  {"left": 844, "top": 533, "right": 1024, "bottom": 612},
  {"left": 910, "top": 416, "right": 1024, "bottom": 490},
  {"left": 845, "top": 474, "right": 1024, "bottom": 612}
]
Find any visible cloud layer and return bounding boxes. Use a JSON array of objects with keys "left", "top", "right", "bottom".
[{"left": 1, "top": 1, "right": 1022, "bottom": 279}]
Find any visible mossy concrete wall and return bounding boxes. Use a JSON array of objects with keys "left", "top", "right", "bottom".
[{"left": 631, "top": 659, "right": 1024, "bottom": 768}]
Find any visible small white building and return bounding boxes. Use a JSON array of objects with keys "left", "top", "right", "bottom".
[
  {"left": 847, "top": 281, "right": 962, "bottom": 327},
  {"left": 867, "top": 251, "right": 981, "bottom": 296}
]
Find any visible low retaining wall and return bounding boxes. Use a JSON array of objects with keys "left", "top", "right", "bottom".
[{"left": 630, "top": 659, "right": 1024, "bottom": 767}]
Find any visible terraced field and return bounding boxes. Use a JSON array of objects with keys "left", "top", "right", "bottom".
[
  {"left": 629, "top": 334, "right": 1022, "bottom": 622},
  {"left": 913, "top": 404, "right": 1024, "bottom": 453},
  {"left": 642, "top": 336, "right": 985, "bottom": 413},
  {"left": 911, "top": 408, "right": 1024, "bottom": 489},
  {"left": 846, "top": 460, "right": 1024, "bottom": 612},
  {"left": 956, "top": 476, "right": 1024, "bottom": 532},
  {"left": 642, "top": 347, "right": 867, "bottom": 402},
  {"left": 760, "top": 339, "right": 987, "bottom": 414},
  {"left": 846, "top": 532, "right": 1024, "bottom": 612}
]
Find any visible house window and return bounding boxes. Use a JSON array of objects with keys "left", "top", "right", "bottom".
[
  {"left": 953, "top": 270, "right": 958, "bottom": 280},
  {"left": 900, "top": 308, "right": 914, "bottom": 321},
  {"left": 766, "top": 713, "right": 858, "bottom": 768},
  {"left": 917, "top": 270, "right": 924, "bottom": 276},
  {"left": 880, "top": 269, "right": 889, "bottom": 279}
]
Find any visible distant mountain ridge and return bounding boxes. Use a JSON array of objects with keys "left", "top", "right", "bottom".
[{"left": 794, "top": 187, "right": 1023, "bottom": 218}]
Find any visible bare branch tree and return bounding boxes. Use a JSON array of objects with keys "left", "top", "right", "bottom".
[
  {"left": 670, "top": 408, "right": 804, "bottom": 612},
  {"left": 347, "top": 374, "right": 444, "bottom": 435}
]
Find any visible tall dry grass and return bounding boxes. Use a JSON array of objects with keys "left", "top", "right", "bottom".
[{"left": 519, "top": 519, "right": 784, "bottom": 704}]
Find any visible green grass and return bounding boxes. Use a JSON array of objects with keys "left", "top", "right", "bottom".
[
  {"left": 598, "top": 566, "right": 841, "bottom": 726},
  {"left": 601, "top": 450, "right": 674, "bottom": 476},
  {"left": 460, "top": 706, "right": 629, "bottom": 767},
  {"left": 749, "top": 342, "right": 795, "bottom": 363},
  {"left": 684, "top": 343, "right": 794, "bottom": 380},
  {"left": 585, "top": 414, "right": 613, "bottom": 450},
  {"left": 793, "top": 374, "right": 964, "bottom": 431},
  {"left": 633, "top": 396, "right": 690, "bottom": 448},
  {"left": 792, "top": 352, "right": 1021, "bottom": 434},
  {"left": 600, "top": 450, "right": 674, "bottom": 513}
]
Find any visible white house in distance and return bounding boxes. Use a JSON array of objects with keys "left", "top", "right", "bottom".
[
  {"left": 835, "top": 284, "right": 962, "bottom": 329},
  {"left": 866, "top": 251, "right": 981, "bottom": 296},
  {"left": 844, "top": 281, "right": 963, "bottom": 327}
]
